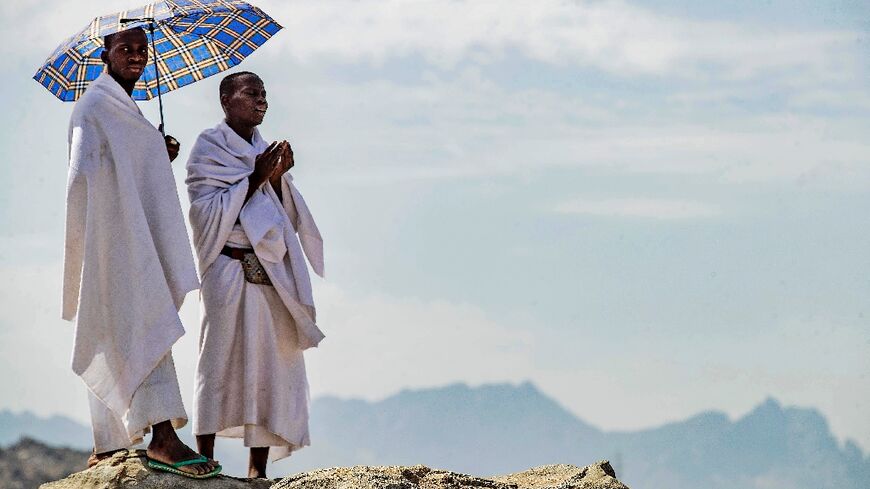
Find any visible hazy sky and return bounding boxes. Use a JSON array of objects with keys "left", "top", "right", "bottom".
[{"left": 1, "top": 0, "right": 868, "bottom": 454}]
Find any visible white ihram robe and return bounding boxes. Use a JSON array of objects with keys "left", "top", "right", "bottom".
[
  {"left": 186, "top": 121, "right": 324, "bottom": 460},
  {"left": 64, "top": 72, "right": 199, "bottom": 451}
]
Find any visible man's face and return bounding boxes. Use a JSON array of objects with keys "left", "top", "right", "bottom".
[
  {"left": 222, "top": 76, "right": 268, "bottom": 128},
  {"left": 101, "top": 29, "right": 148, "bottom": 83}
]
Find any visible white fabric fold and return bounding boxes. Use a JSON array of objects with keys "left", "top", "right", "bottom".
[
  {"left": 193, "top": 254, "right": 311, "bottom": 460},
  {"left": 186, "top": 121, "right": 325, "bottom": 349},
  {"left": 63, "top": 72, "right": 199, "bottom": 418},
  {"left": 186, "top": 120, "right": 324, "bottom": 460},
  {"left": 239, "top": 191, "right": 287, "bottom": 263},
  {"left": 88, "top": 353, "right": 187, "bottom": 452},
  {"left": 282, "top": 174, "right": 324, "bottom": 277}
]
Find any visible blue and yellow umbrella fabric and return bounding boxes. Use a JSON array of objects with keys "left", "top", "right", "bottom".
[{"left": 33, "top": 0, "right": 282, "bottom": 102}]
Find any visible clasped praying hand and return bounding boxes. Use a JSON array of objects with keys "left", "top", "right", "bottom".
[{"left": 248, "top": 140, "right": 294, "bottom": 201}]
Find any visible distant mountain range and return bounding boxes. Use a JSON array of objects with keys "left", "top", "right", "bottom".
[
  {"left": 0, "top": 411, "right": 90, "bottom": 450},
  {"left": 2, "top": 382, "right": 868, "bottom": 489}
]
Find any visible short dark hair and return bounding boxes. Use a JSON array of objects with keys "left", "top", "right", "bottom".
[
  {"left": 219, "top": 71, "right": 261, "bottom": 98},
  {"left": 103, "top": 26, "right": 146, "bottom": 51}
]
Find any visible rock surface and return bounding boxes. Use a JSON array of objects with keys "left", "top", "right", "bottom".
[
  {"left": 39, "top": 450, "right": 271, "bottom": 489},
  {"left": 493, "top": 462, "right": 628, "bottom": 489},
  {"left": 275, "top": 461, "right": 628, "bottom": 489},
  {"left": 40, "top": 450, "right": 629, "bottom": 489}
]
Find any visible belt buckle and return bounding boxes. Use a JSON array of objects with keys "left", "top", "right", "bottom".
[{"left": 240, "top": 252, "right": 273, "bottom": 286}]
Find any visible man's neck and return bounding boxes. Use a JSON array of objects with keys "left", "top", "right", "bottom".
[
  {"left": 225, "top": 119, "right": 255, "bottom": 144},
  {"left": 107, "top": 70, "right": 136, "bottom": 97}
]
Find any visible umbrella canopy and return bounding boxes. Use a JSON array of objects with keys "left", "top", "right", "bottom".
[{"left": 33, "top": 0, "right": 282, "bottom": 102}]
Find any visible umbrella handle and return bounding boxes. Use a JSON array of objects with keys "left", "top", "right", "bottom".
[{"left": 149, "top": 22, "right": 166, "bottom": 136}]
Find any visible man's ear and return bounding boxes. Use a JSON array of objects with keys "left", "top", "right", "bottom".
[
  {"left": 100, "top": 48, "right": 109, "bottom": 65},
  {"left": 220, "top": 93, "right": 229, "bottom": 112}
]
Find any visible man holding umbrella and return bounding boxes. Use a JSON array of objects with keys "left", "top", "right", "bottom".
[
  {"left": 36, "top": 0, "right": 284, "bottom": 478},
  {"left": 63, "top": 26, "right": 219, "bottom": 478}
]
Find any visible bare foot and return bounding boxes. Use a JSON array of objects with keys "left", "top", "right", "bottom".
[
  {"left": 87, "top": 448, "right": 124, "bottom": 468},
  {"left": 147, "top": 420, "right": 218, "bottom": 476}
]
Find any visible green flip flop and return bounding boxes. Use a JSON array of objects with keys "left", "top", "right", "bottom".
[{"left": 147, "top": 454, "right": 222, "bottom": 479}]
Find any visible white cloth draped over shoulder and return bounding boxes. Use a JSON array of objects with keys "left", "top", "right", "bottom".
[
  {"left": 63, "top": 72, "right": 199, "bottom": 419},
  {"left": 186, "top": 121, "right": 324, "bottom": 459},
  {"left": 186, "top": 121, "right": 324, "bottom": 349}
]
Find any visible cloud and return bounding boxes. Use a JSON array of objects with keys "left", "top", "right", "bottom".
[
  {"left": 6, "top": 0, "right": 867, "bottom": 191},
  {"left": 0, "top": 250, "right": 537, "bottom": 420},
  {"left": 305, "top": 283, "right": 537, "bottom": 401},
  {"left": 2, "top": 0, "right": 868, "bottom": 455},
  {"left": 0, "top": 261, "right": 86, "bottom": 422},
  {"left": 266, "top": 0, "right": 860, "bottom": 80},
  {"left": 554, "top": 197, "right": 720, "bottom": 219},
  {"left": 11, "top": 0, "right": 858, "bottom": 81},
  {"left": 254, "top": 64, "right": 870, "bottom": 187}
]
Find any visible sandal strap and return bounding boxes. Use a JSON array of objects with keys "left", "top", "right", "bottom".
[{"left": 171, "top": 455, "right": 209, "bottom": 468}]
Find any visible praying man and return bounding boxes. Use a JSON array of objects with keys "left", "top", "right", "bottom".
[
  {"left": 63, "top": 27, "right": 220, "bottom": 478},
  {"left": 185, "top": 71, "right": 324, "bottom": 478}
]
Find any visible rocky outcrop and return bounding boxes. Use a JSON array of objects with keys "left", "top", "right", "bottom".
[
  {"left": 0, "top": 438, "right": 88, "bottom": 489},
  {"left": 39, "top": 450, "right": 271, "bottom": 489},
  {"left": 493, "top": 462, "right": 628, "bottom": 489},
  {"left": 275, "top": 461, "right": 628, "bottom": 489},
  {"left": 40, "top": 450, "right": 629, "bottom": 489}
]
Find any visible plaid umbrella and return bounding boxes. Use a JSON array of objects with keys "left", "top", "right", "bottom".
[{"left": 33, "top": 0, "right": 282, "bottom": 130}]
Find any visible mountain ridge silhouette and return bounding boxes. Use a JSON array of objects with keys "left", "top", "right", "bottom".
[{"left": 2, "top": 382, "right": 867, "bottom": 488}]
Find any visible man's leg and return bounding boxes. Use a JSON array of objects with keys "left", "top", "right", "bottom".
[
  {"left": 243, "top": 425, "right": 284, "bottom": 478},
  {"left": 249, "top": 447, "right": 269, "bottom": 479},
  {"left": 126, "top": 353, "right": 218, "bottom": 476},
  {"left": 149, "top": 421, "right": 218, "bottom": 475},
  {"left": 87, "top": 392, "right": 131, "bottom": 467},
  {"left": 196, "top": 433, "right": 216, "bottom": 459}
]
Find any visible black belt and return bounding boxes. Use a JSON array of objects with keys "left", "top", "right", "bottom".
[{"left": 221, "top": 246, "right": 254, "bottom": 260}]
